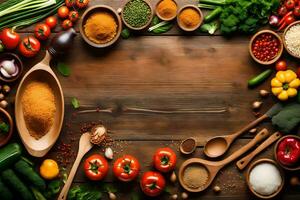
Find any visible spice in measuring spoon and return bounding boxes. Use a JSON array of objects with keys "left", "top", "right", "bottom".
[
  {"left": 180, "top": 137, "right": 199, "bottom": 154},
  {"left": 182, "top": 164, "right": 209, "bottom": 189}
]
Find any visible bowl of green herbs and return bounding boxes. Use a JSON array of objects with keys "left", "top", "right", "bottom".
[
  {"left": 121, "top": 0, "right": 154, "bottom": 30},
  {"left": 0, "top": 107, "right": 13, "bottom": 147}
]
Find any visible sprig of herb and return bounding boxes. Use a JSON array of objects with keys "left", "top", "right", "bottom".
[
  {"left": 71, "top": 98, "right": 80, "bottom": 109},
  {"left": 0, "top": 122, "right": 9, "bottom": 134},
  {"left": 57, "top": 62, "right": 71, "bottom": 77}
]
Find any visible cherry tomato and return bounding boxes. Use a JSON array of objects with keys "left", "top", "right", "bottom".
[
  {"left": 18, "top": 36, "right": 41, "bottom": 58},
  {"left": 153, "top": 147, "right": 176, "bottom": 173},
  {"left": 62, "top": 19, "right": 73, "bottom": 30},
  {"left": 275, "top": 60, "right": 287, "bottom": 71},
  {"left": 286, "top": 15, "right": 296, "bottom": 24},
  {"left": 58, "top": 6, "right": 69, "bottom": 19},
  {"left": 278, "top": 6, "right": 288, "bottom": 16},
  {"left": 0, "top": 28, "right": 20, "bottom": 50},
  {"left": 140, "top": 171, "right": 166, "bottom": 197},
  {"left": 285, "top": 0, "right": 295, "bottom": 10},
  {"left": 69, "top": 10, "right": 79, "bottom": 22},
  {"left": 76, "top": 0, "right": 89, "bottom": 9},
  {"left": 45, "top": 16, "right": 57, "bottom": 29},
  {"left": 84, "top": 154, "right": 109, "bottom": 181},
  {"left": 65, "top": 0, "right": 75, "bottom": 7},
  {"left": 34, "top": 23, "right": 51, "bottom": 40},
  {"left": 113, "top": 155, "right": 140, "bottom": 182},
  {"left": 294, "top": 6, "right": 300, "bottom": 17}
]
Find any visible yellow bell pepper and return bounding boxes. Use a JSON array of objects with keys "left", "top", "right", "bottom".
[
  {"left": 271, "top": 70, "right": 300, "bottom": 101},
  {"left": 40, "top": 159, "right": 59, "bottom": 180}
]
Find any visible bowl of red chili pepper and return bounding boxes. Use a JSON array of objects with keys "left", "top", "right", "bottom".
[{"left": 249, "top": 30, "right": 283, "bottom": 65}]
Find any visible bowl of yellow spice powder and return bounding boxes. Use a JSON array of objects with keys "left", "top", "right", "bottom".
[
  {"left": 156, "top": 0, "right": 178, "bottom": 21},
  {"left": 177, "top": 5, "right": 203, "bottom": 32},
  {"left": 80, "top": 5, "right": 122, "bottom": 48}
]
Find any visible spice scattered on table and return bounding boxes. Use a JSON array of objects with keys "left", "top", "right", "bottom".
[
  {"left": 178, "top": 7, "right": 201, "bottom": 29},
  {"left": 156, "top": 0, "right": 177, "bottom": 20},
  {"left": 284, "top": 23, "right": 300, "bottom": 57},
  {"left": 249, "top": 162, "right": 282, "bottom": 196},
  {"left": 84, "top": 12, "right": 117, "bottom": 44},
  {"left": 182, "top": 164, "right": 208, "bottom": 189},
  {"left": 22, "top": 81, "right": 56, "bottom": 139},
  {"left": 123, "top": 0, "right": 152, "bottom": 28},
  {"left": 90, "top": 124, "right": 107, "bottom": 145}
]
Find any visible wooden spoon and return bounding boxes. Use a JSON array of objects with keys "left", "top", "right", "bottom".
[
  {"left": 58, "top": 132, "right": 93, "bottom": 200},
  {"left": 179, "top": 129, "right": 269, "bottom": 193},
  {"left": 236, "top": 132, "right": 282, "bottom": 170}
]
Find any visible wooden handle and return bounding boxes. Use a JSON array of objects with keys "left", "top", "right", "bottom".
[
  {"left": 230, "top": 114, "right": 268, "bottom": 141},
  {"left": 236, "top": 132, "right": 282, "bottom": 170},
  {"left": 219, "top": 129, "right": 269, "bottom": 167},
  {"left": 57, "top": 152, "right": 84, "bottom": 200}
]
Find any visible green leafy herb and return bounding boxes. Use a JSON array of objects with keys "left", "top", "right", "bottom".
[
  {"left": 57, "top": 62, "right": 71, "bottom": 77},
  {"left": 199, "top": 21, "right": 219, "bottom": 34},
  {"left": 71, "top": 98, "right": 80, "bottom": 109},
  {"left": 68, "top": 185, "right": 102, "bottom": 200},
  {"left": 0, "top": 122, "right": 9, "bottom": 134},
  {"left": 151, "top": 16, "right": 160, "bottom": 26},
  {"left": 148, "top": 16, "right": 173, "bottom": 34},
  {"left": 121, "top": 28, "right": 130, "bottom": 39},
  {"left": 44, "top": 180, "right": 62, "bottom": 199}
]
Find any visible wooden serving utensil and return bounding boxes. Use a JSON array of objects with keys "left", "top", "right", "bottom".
[
  {"left": 179, "top": 129, "right": 269, "bottom": 193},
  {"left": 236, "top": 132, "right": 282, "bottom": 170},
  {"left": 58, "top": 132, "right": 93, "bottom": 200}
]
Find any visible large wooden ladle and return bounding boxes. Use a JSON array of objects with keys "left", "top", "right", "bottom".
[{"left": 58, "top": 132, "right": 93, "bottom": 200}]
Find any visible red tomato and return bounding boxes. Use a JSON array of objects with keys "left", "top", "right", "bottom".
[
  {"left": 69, "top": 11, "right": 79, "bottom": 22},
  {"left": 285, "top": 0, "right": 296, "bottom": 10},
  {"left": 153, "top": 147, "right": 176, "bottom": 173},
  {"left": 76, "top": 0, "right": 89, "bottom": 9},
  {"left": 113, "top": 155, "right": 140, "bottom": 182},
  {"left": 275, "top": 60, "right": 287, "bottom": 71},
  {"left": 45, "top": 16, "right": 57, "bottom": 29},
  {"left": 140, "top": 171, "right": 166, "bottom": 197},
  {"left": 84, "top": 154, "right": 108, "bottom": 181},
  {"left": 58, "top": 6, "right": 70, "bottom": 19},
  {"left": 294, "top": 6, "right": 300, "bottom": 17},
  {"left": 278, "top": 6, "right": 288, "bottom": 16},
  {"left": 18, "top": 36, "right": 40, "bottom": 57},
  {"left": 34, "top": 24, "right": 51, "bottom": 40},
  {"left": 62, "top": 19, "right": 73, "bottom": 30},
  {"left": 0, "top": 28, "right": 20, "bottom": 50},
  {"left": 65, "top": 0, "right": 75, "bottom": 7},
  {"left": 286, "top": 15, "right": 296, "bottom": 24}
]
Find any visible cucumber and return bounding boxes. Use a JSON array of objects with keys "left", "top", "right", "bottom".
[
  {"left": 1, "top": 169, "right": 34, "bottom": 200},
  {"left": 248, "top": 69, "right": 273, "bottom": 88},
  {"left": 0, "top": 143, "right": 22, "bottom": 170},
  {"left": 14, "top": 160, "right": 46, "bottom": 191},
  {"left": 0, "top": 177, "right": 13, "bottom": 200}
]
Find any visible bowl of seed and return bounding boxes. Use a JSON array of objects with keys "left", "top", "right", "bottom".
[
  {"left": 283, "top": 21, "right": 300, "bottom": 59},
  {"left": 121, "top": 0, "right": 153, "bottom": 31}
]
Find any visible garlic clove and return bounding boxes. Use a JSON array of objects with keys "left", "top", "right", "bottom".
[
  {"left": 108, "top": 192, "right": 116, "bottom": 200},
  {"left": 170, "top": 171, "right": 177, "bottom": 183},
  {"left": 252, "top": 101, "right": 263, "bottom": 110},
  {"left": 0, "top": 68, "right": 12, "bottom": 78},
  {"left": 105, "top": 147, "right": 114, "bottom": 160},
  {"left": 181, "top": 192, "right": 188, "bottom": 199},
  {"left": 171, "top": 194, "right": 178, "bottom": 199},
  {"left": 259, "top": 90, "right": 270, "bottom": 98}
]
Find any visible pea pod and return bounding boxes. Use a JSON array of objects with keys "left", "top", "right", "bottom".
[{"left": 248, "top": 69, "right": 273, "bottom": 88}]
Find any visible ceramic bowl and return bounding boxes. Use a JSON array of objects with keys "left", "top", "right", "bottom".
[
  {"left": 249, "top": 30, "right": 283, "bottom": 65},
  {"left": 177, "top": 5, "right": 203, "bottom": 32},
  {"left": 80, "top": 5, "right": 122, "bottom": 48},
  {"left": 0, "top": 107, "right": 13, "bottom": 147},
  {"left": 121, "top": 0, "right": 154, "bottom": 31},
  {"left": 274, "top": 135, "right": 300, "bottom": 171},
  {"left": 155, "top": 0, "right": 178, "bottom": 21},
  {"left": 283, "top": 21, "right": 300, "bottom": 59},
  {"left": 0, "top": 53, "right": 23, "bottom": 82},
  {"left": 246, "top": 158, "right": 285, "bottom": 199}
]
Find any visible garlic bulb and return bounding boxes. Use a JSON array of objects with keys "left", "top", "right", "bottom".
[{"left": 105, "top": 147, "right": 113, "bottom": 160}]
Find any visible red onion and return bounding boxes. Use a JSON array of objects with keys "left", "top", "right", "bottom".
[{"left": 269, "top": 15, "right": 280, "bottom": 27}]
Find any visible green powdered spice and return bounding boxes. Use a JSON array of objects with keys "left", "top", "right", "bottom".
[{"left": 123, "top": 0, "right": 151, "bottom": 28}]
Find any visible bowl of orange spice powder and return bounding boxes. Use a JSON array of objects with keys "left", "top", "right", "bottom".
[
  {"left": 79, "top": 5, "right": 122, "bottom": 48},
  {"left": 156, "top": 0, "right": 178, "bottom": 21},
  {"left": 177, "top": 5, "right": 203, "bottom": 32}
]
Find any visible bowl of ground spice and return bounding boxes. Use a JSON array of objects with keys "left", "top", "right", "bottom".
[
  {"left": 122, "top": 0, "right": 153, "bottom": 30},
  {"left": 80, "top": 5, "right": 122, "bottom": 48},
  {"left": 177, "top": 5, "right": 203, "bottom": 32},
  {"left": 283, "top": 21, "right": 300, "bottom": 59},
  {"left": 156, "top": 0, "right": 177, "bottom": 21}
]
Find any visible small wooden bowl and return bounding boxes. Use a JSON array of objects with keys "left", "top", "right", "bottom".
[
  {"left": 155, "top": 0, "right": 178, "bottom": 21},
  {"left": 274, "top": 135, "right": 300, "bottom": 171},
  {"left": 0, "top": 53, "right": 23, "bottom": 83},
  {"left": 283, "top": 21, "right": 300, "bottom": 59},
  {"left": 177, "top": 5, "right": 203, "bottom": 32},
  {"left": 79, "top": 5, "right": 122, "bottom": 48},
  {"left": 121, "top": 0, "right": 154, "bottom": 31},
  {"left": 0, "top": 107, "right": 13, "bottom": 147},
  {"left": 246, "top": 158, "right": 285, "bottom": 199},
  {"left": 249, "top": 30, "right": 283, "bottom": 65}
]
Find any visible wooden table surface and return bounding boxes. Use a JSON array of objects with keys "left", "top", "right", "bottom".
[{"left": 3, "top": 0, "right": 300, "bottom": 199}]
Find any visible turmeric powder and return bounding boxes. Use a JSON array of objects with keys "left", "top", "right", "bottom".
[
  {"left": 84, "top": 12, "right": 117, "bottom": 44},
  {"left": 179, "top": 8, "right": 201, "bottom": 29},
  {"left": 22, "top": 81, "right": 56, "bottom": 140},
  {"left": 157, "top": 0, "right": 177, "bottom": 20}
]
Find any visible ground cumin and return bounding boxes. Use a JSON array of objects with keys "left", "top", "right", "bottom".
[
  {"left": 179, "top": 8, "right": 201, "bottom": 29},
  {"left": 183, "top": 164, "right": 209, "bottom": 189},
  {"left": 22, "top": 81, "right": 56, "bottom": 139},
  {"left": 84, "top": 12, "right": 117, "bottom": 44},
  {"left": 157, "top": 0, "right": 177, "bottom": 19}
]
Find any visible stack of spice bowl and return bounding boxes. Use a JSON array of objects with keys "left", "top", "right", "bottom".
[
  {"left": 155, "top": 0, "right": 178, "bottom": 21},
  {"left": 177, "top": 5, "right": 203, "bottom": 32},
  {"left": 122, "top": 0, "right": 153, "bottom": 30}
]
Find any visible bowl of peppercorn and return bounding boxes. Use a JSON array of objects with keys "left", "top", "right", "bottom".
[
  {"left": 121, "top": 0, "right": 154, "bottom": 31},
  {"left": 249, "top": 30, "right": 283, "bottom": 65}
]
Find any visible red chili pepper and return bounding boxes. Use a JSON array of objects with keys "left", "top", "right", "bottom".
[
  {"left": 278, "top": 15, "right": 295, "bottom": 31},
  {"left": 278, "top": 11, "right": 293, "bottom": 26},
  {"left": 277, "top": 137, "right": 300, "bottom": 166}
]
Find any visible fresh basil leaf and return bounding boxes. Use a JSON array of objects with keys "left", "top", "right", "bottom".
[
  {"left": 121, "top": 28, "right": 130, "bottom": 39},
  {"left": 57, "top": 62, "right": 71, "bottom": 77},
  {"left": 71, "top": 98, "right": 80, "bottom": 109},
  {"left": 0, "top": 122, "right": 9, "bottom": 134}
]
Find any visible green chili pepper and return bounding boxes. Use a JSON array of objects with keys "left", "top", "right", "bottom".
[
  {"left": 248, "top": 69, "right": 273, "bottom": 88},
  {"left": 204, "top": 7, "right": 222, "bottom": 22}
]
